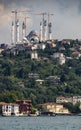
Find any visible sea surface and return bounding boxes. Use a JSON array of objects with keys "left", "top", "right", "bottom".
[{"left": 0, "top": 116, "right": 81, "bottom": 130}]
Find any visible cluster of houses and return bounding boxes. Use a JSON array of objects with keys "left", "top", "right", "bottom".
[
  {"left": 0, "top": 38, "right": 81, "bottom": 65},
  {"left": 0, "top": 39, "right": 81, "bottom": 116},
  {"left": 56, "top": 95, "right": 81, "bottom": 105},
  {"left": 28, "top": 74, "right": 60, "bottom": 86},
  {"left": 0, "top": 100, "right": 32, "bottom": 116},
  {"left": 0, "top": 95, "right": 81, "bottom": 116},
  {"left": 39, "top": 96, "right": 81, "bottom": 115},
  {"left": 0, "top": 100, "right": 69, "bottom": 116}
]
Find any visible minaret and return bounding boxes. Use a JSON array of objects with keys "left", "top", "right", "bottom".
[
  {"left": 16, "top": 20, "right": 19, "bottom": 43},
  {"left": 11, "top": 21, "right": 15, "bottom": 44},
  {"left": 43, "top": 20, "right": 47, "bottom": 41},
  {"left": 40, "top": 22, "right": 43, "bottom": 42},
  {"left": 48, "top": 22, "right": 52, "bottom": 40},
  {"left": 14, "top": 10, "right": 17, "bottom": 44},
  {"left": 22, "top": 21, "right": 25, "bottom": 40}
]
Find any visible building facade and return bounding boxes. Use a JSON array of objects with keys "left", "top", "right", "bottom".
[
  {"left": 0, "top": 102, "right": 19, "bottom": 116},
  {"left": 39, "top": 102, "right": 69, "bottom": 114},
  {"left": 56, "top": 96, "right": 81, "bottom": 107},
  {"left": 16, "top": 100, "right": 32, "bottom": 115},
  {"left": 56, "top": 96, "right": 72, "bottom": 103},
  {"left": 72, "top": 96, "right": 81, "bottom": 105},
  {"left": 31, "top": 51, "right": 38, "bottom": 60}
]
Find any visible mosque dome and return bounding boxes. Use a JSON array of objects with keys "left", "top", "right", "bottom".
[
  {"left": 29, "top": 30, "right": 39, "bottom": 37},
  {"left": 27, "top": 30, "right": 39, "bottom": 44}
]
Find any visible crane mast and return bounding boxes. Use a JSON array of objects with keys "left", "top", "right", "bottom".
[
  {"left": 36, "top": 12, "right": 47, "bottom": 41},
  {"left": 48, "top": 13, "right": 54, "bottom": 40}
]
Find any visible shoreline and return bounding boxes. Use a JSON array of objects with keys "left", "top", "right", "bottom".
[{"left": 0, "top": 113, "right": 81, "bottom": 117}]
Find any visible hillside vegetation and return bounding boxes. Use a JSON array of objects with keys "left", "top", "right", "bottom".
[{"left": 0, "top": 40, "right": 81, "bottom": 105}]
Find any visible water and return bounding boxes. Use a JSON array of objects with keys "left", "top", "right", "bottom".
[{"left": 0, "top": 116, "right": 81, "bottom": 130}]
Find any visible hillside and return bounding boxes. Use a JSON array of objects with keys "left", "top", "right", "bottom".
[{"left": 0, "top": 40, "right": 81, "bottom": 105}]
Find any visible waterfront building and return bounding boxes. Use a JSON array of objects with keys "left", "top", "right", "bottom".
[
  {"left": 16, "top": 100, "right": 32, "bottom": 115},
  {"left": 11, "top": 104, "right": 19, "bottom": 116},
  {"left": 0, "top": 102, "right": 19, "bottom": 116},
  {"left": 39, "top": 102, "right": 69, "bottom": 114}
]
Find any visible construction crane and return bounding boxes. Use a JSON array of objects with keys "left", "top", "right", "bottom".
[
  {"left": 47, "top": 13, "right": 54, "bottom": 40},
  {"left": 48, "top": 13, "right": 54, "bottom": 23},
  {"left": 18, "top": 15, "right": 30, "bottom": 36},
  {"left": 12, "top": 10, "right": 18, "bottom": 43},
  {"left": 35, "top": 12, "right": 47, "bottom": 41},
  {"left": 21, "top": 16, "right": 30, "bottom": 40},
  {"left": 35, "top": 12, "right": 46, "bottom": 26},
  {"left": 24, "top": 16, "right": 30, "bottom": 36},
  {"left": 12, "top": 9, "right": 31, "bottom": 44}
]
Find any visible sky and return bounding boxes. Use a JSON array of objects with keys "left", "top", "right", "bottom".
[{"left": 0, "top": 0, "right": 81, "bottom": 43}]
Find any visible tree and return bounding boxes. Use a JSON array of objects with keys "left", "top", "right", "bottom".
[
  {"left": 62, "top": 102, "right": 81, "bottom": 114},
  {"left": 31, "top": 107, "right": 37, "bottom": 114}
]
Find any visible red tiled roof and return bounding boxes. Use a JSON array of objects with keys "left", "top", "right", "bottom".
[
  {"left": 16, "top": 100, "right": 31, "bottom": 102},
  {"left": 39, "top": 102, "right": 62, "bottom": 106}
]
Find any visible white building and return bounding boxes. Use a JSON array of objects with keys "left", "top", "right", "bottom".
[
  {"left": 0, "top": 102, "right": 19, "bottom": 116},
  {"left": 0, "top": 48, "right": 4, "bottom": 54},
  {"left": 36, "top": 79, "right": 44, "bottom": 85},
  {"left": 38, "top": 43, "right": 46, "bottom": 50},
  {"left": 11, "top": 104, "right": 19, "bottom": 116},
  {"left": 56, "top": 96, "right": 72, "bottom": 103},
  {"left": 72, "top": 96, "right": 81, "bottom": 105},
  {"left": 59, "top": 55, "right": 66, "bottom": 65},
  {"left": 52, "top": 53, "right": 63, "bottom": 58},
  {"left": 56, "top": 96, "right": 81, "bottom": 106},
  {"left": 31, "top": 51, "right": 38, "bottom": 60},
  {"left": 52, "top": 53, "right": 66, "bottom": 65},
  {"left": 2, "top": 103, "right": 12, "bottom": 116}
]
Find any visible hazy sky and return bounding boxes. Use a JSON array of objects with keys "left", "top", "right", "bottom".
[{"left": 0, "top": 0, "right": 81, "bottom": 43}]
